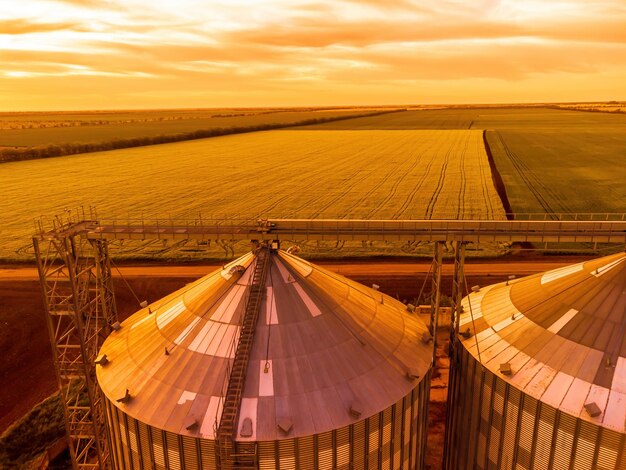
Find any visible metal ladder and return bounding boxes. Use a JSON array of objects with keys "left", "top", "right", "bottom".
[{"left": 217, "top": 246, "right": 270, "bottom": 469}]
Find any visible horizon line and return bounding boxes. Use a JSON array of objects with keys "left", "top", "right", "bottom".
[{"left": 1, "top": 100, "right": 624, "bottom": 114}]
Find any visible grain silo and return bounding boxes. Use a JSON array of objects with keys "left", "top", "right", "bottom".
[
  {"left": 445, "top": 252, "right": 626, "bottom": 469},
  {"left": 96, "top": 246, "right": 433, "bottom": 470}
]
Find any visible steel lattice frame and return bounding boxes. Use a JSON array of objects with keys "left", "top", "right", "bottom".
[
  {"left": 33, "top": 230, "right": 118, "bottom": 470},
  {"left": 429, "top": 241, "right": 444, "bottom": 365}
]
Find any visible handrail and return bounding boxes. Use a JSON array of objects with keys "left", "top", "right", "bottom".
[{"left": 34, "top": 215, "right": 626, "bottom": 244}]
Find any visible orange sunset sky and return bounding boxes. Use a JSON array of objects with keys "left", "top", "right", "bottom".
[{"left": 1, "top": 0, "right": 625, "bottom": 111}]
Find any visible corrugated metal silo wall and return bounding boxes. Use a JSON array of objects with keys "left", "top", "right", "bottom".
[
  {"left": 444, "top": 347, "right": 625, "bottom": 469},
  {"left": 103, "top": 371, "right": 430, "bottom": 469}
]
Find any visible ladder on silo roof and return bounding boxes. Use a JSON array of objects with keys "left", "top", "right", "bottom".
[{"left": 216, "top": 245, "right": 270, "bottom": 469}]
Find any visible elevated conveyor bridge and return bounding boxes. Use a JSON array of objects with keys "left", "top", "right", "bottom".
[{"left": 77, "top": 216, "right": 626, "bottom": 244}]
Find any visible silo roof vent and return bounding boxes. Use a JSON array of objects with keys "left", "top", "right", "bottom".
[
  {"left": 421, "top": 332, "right": 433, "bottom": 344},
  {"left": 95, "top": 354, "right": 109, "bottom": 366},
  {"left": 406, "top": 368, "right": 420, "bottom": 381},
  {"left": 584, "top": 402, "right": 602, "bottom": 418},
  {"left": 184, "top": 416, "right": 198, "bottom": 431},
  {"left": 349, "top": 401, "right": 363, "bottom": 419},
  {"left": 116, "top": 389, "right": 131, "bottom": 404},
  {"left": 240, "top": 418, "right": 253, "bottom": 437},
  {"left": 277, "top": 417, "right": 293, "bottom": 435}
]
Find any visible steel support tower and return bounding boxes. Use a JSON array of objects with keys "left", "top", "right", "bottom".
[{"left": 33, "top": 216, "right": 118, "bottom": 470}]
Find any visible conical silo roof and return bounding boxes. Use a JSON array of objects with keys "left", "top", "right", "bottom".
[
  {"left": 97, "top": 249, "right": 432, "bottom": 441},
  {"left": 458, "top": 252, "right": 626, "bottom": 433}
]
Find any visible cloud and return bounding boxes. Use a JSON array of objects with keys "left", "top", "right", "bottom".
[
  {"left": 0, "top": 19, "right": 82, "bottom": 34},
  {"left": 51, "top": 0, "right": 123, "bottom": 9},
  {"left": 225, "top": 20, "right": 525, "bottom": 48},
  {"left": 1, "top": 0, "right": 626, "bottom": 109}
]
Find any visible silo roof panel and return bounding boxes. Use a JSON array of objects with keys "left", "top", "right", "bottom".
[
  {"left": 97, "top": 249, "right": 431, "bottom": 441},
  {"left": 459, "top": 252, "right": 626, "bottom": 433}
]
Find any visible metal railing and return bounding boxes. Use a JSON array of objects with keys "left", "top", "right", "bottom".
[{"left": 32, "top": 214, "right": 626, "bottom": 245}]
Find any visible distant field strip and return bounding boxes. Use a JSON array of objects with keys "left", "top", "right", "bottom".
[
  {"left": 0, "top": 129, "right": 505, "bottom": 259},
  {"left": 0, "top": 109, "right": 403, "bottom": 163}
]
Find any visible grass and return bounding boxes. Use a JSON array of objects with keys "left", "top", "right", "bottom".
[
  {"left": 0, "top": 129, "right": 505, "bottom": 260},
  {"left": 0, "top": 393, "right": 65, "bottom": 469}
]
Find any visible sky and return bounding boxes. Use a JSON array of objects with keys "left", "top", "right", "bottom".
[{"left": 1, "top": 0, "right": 625, "bottom": 110}]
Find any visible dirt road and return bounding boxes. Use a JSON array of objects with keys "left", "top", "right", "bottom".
[{"left": 0, "top": 258, "right": 587, "bottom": 280}]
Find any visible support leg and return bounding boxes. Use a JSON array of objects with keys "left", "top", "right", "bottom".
[
  {"left": 34, "top": 234, "right": 114, "bottom": 470},
  {"left": 442, "top": 241, "right": 466, "bottom": 470},
  {"left": 430, "top": 241, "right": 444, "bottom": 366}
]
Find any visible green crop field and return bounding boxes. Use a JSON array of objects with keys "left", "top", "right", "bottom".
[
  {"left": 480, "top": 109, "right": 626, "bottom": 216},
  {"left": 0, "top": 129, "right": 504, "bottom": 259},
  {"left": 298, "top": 107, "right": 626, "bottom": 216},
  {"left": 486, "top": 129, "right": 626, "bottom": 215}
]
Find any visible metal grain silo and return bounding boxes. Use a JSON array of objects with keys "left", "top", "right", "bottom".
[
  {"left": 96, "top": 247, "right": 433, "bottom": 469},
  {"left": 445, "top": 252, "right": 626, "bottom": 470}
]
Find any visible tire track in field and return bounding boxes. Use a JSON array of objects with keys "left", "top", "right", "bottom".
[
  {"left": 365, "top": 139, "right": 424, "bottom": 218},
  {"left": 424, "top": 140, "right": 453, "bottom": 219},
  {"left": 290, "top": 138, "right": 390, "bottom": 218},
  {"left": 304, "top": 135, "right": 408, "bottom": 219},
  {"left": 455, "top": 133, "right": 469, "bottom": 219},
  {"left": 200, "top": 133, "right": 352, "bottom": 215},
  {"left": 391, "top": 141, "right": 440, "bottom": 219},
  {"left": 494, "top": 131, "right": 569, "bottom": 217},
  {"left": 333, "top": 148, "right": 407, "bottom": 218},
  {"left": 258, "top": 138, "right": 364, "bottom": 217},
  {"left": 477, "top": 134, "right": 495, "bottom": 219},
  {"left": 305, "top": 141, "right": 392, "bottom": 218}
]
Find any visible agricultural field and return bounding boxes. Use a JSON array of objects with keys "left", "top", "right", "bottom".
[
  {"left": 486, "top": 129, "right": 626, "bottom": 215},
  {"left": 297, "top": 108, "right": 483, "bottom": 129},
  {"left": 1, "top": 106, "right": 623, "bottom": 259},
  {"left": 0, "top": 108, "right": 394, "bottom": 144},
  {"left": 297, "top": 106, "right": 626, "bottom": 131},
  {"left": 0, "top": 129, "right": 505, "bottom": 260},
  {"left": 299, "top": 107, "right": 626, "bottom": 216},
  {"left": 0, "top": 107, "right": 401, "bottom": 162}
]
